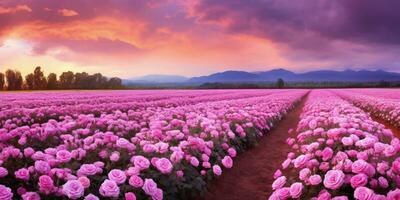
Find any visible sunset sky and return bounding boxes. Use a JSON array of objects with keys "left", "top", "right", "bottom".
[{"left": 0, "top": 0, "right": 400, "bottom": 78}]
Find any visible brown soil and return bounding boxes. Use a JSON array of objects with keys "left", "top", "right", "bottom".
[{"left": 203, "top": 94, "right": 309, "bottom": 200}]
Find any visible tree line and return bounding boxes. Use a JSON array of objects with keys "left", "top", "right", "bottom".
[{"left": 0, "top": 67, "right": 123, "bottom": 91}]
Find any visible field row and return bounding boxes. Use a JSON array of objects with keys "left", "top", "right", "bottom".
[
  {"left": 269, "top": 90, "right": 400, "bottom": 199},
  {"left": 0, "top": 90, "right": 307, "bottom": 200}
]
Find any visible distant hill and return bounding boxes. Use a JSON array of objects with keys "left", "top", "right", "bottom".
[
  {"left": 187, "top": 68, "right": 400, "bottom": 83},
  {"left": 124, "top": 74, "right": 188, "bottom": 84}
]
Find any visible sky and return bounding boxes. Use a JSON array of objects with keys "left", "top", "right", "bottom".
[{"left": 0, "top": 0, "right": 400, "bottom": 78}]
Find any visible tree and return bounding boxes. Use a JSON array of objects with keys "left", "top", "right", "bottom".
[
  {"left": 74, "top": 72, "right": 90, "bottom": 89},
  {"left": 0, "top": 73, "right": 4, "bottom": 90},
  {"left": 33, "top": 66, "right": 47, "bottom": 90},
  {"left": 25, "top": 73, "right": 34, "bottom": 90},
  {"left": 5, "top": 69, "right": 23, "bottom": 90},
  {"left": 107, "top": 77, "right": 122, "bottom": 89},
  {"left": 15, "top": 71, "right": 23, "bottom": 90},
  {"left": 47, "top": 73, "right": 58, "bottom": 90},
  {"left": 59, "top": 71, "right": 75, "bottom": 89},
  {"left": 276, "top": 78, "right": 285, "bottom": 88}
]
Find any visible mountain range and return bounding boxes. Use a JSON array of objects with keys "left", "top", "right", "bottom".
[{"left": 124, "top": 69, "right": 400, "bottom": 84}]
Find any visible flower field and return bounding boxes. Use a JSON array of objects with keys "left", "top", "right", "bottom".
[
  {"left": 0, "top": 89, "right": 399, "bottom": 200},
  {"left": 0, "top": 90, "right": 307, "bottom": 200},
  {"left": 269, "top": 90, "right": 400, "bottom": 200}
]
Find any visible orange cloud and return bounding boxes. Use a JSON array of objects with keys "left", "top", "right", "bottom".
[
  {"left": 58, "top": 9, "right": 79, "bottom": 17},
  {"left": 0, "top": 4, "right": 32, "bottom": 14}
]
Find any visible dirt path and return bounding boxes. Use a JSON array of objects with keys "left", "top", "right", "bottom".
[{"left": 203, "top": 94, "right": 309, "bottom": 200}]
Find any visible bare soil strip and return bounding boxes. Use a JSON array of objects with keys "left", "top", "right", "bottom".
[{"left": 203, "top": 94, "right": 309, "bottom": 200}]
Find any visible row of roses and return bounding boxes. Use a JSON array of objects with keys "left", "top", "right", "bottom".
[
  {"left": 336, "top": 90, "right": 400, "bottom": 128},
  {"left": 0, "top": 90, "right": 307, "bottom": 199},
  {"left": 269, "top": 90, "right": 400, "bottom": 199}
]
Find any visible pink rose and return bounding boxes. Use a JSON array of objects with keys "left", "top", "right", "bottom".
[
  {"left": 84, "top": 194, "right": 99, "bottom": 200},
  {"left": 228, "top": 148, "right": 237, "bottom": 157},
  {"left": 221, "top": 156, "right": 233, "bottom": 169},
  {"left": 78, "top": 176, "right": 91, "bottom": 188},
  {"left": 272, "top": 176, "right": 286, "bottom": 190},
  {"left": 392, "top": 160, "right": 400, "bottom": 174},
  {"left": 352, "top": 159, "right": 368, "bottom": 174},
  {"left": 275, "top": 187, "right": 290, "bottom": 199},
  {"left": 155, "top": 158, "right": 173, "bottom": 174},
  {"left": 350, "top": 173, "right": 368, "bottom": 188},
  {"left": 108, "top": 169, "right": 126, "bottom": 185},
  {"left": 294, "top": 155, "right": 309, "bottom": 168},
  {"left": 133, "top": 156, "right": 150, "bottom": 170},
  {"left": 0, "top": 167, "right": 8, "bottom": 178},
  {"left": 34, "top": 161, "right": 51, "bottom": 174},
  {"left": 323, "top": 170, "right": 345, "bottom": 190},
  {"left": 308, "top": 175, "right": 322, "bottom": 185},
  {"left": 142, "top": 178, "right": 158, "bottom": 196},
  {"left": 341, "top": 137, "right": 353, "bottom": 146},
  {"left": 125, "top": 192, "right": 136, "bottom": 200},
  {"left": 62, "top": 180, "right": 84, "bottom": 199},
  {"left": 15, "top": 168, "right": 30, "bottom": 181},
  {"left": 213, "top": 165, "right": 222, "bottom": 176},
  {"left": 190, "top": 157, "right": 199, "bottom": 167},
  {"left": 0, "top": 185, "right": 13, "bottom": 200},
  {"left": 354, "top": 187, "right": 374, "bottom": 200},
  {"left": 129, "top": 175, "right": 144, "bottom": 188},
  {"left": 38, "top": 175, "right": 54, "bottom": 194},
  {"left": 299, "top": 168, "right": 311, "bottom": 181},
  {"left": 321, "top": 147, "right": 333, "bottom": 161},
  {"left": 110, "top": 152, "right": 120, "bottom": 162},
  {"left": 21, "top": 192, "right": 40, "bottom": 200},
  {"left": 99, "top": 180, "right": 120, "bottom": 198},
  {"left": 289, "top": 182, "right": 303, "bottom": 199},
  {"left": 78, "top": 164, "right": 99, "bottom": 176},
  {"left": 387, "top": 189, "right": 400, "bottom": 200},
  {"left": 378, "top": 177, "right": 388, "bottom": 188},
  {"left": 56, "top": 150, "right": 72, "bottom": 163}
]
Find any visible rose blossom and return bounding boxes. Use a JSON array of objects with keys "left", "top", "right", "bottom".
[
  {"left": 34, "top": 160, "right": 51, "bottom": 174},
  {"left": 21, "top": 192, "right": 40, "bottom": 200},
  {"left": 78, "top": 176, "right": 91, "bottom": 188},
  {"left": 308, "top": 175, "right": 322, "bottom": 185},
  {"left": 133, "top": 156, "right": 150, "bottom": 170},
  {"left": 352, "top": 159, "right": 368, "bottom": 174},
  {"left": 213, "top": 165, "right": 222, "bottom": 176},
  {"left": 129, "top": 175, "right": 144, "bottom": 188},
  {"left": 221, "top": 156, "right": 233, "bottom": 169},
  {"left": 99, "top": 180, "right": 120, "bottom": 198},
  {"left": 125, "top": 192, "right": 136, "bottom": 200},
  {"left": 350, "top": 173, "right": 368, "bottom": 188},
  {"left": 84, "top": 194, "right": 100, "bottom": 200},
  {"left": 155, "top": 158, "right": 173, "bottom": 174},
  {"left": 142, "top": 178, "right": 158, "bottom": 196},
  {"left": 354, "top": 187, "right": 374, "bottom": 200},
  {"left": 323, "top": 170, "right": 345, "bottom": 189},
  {"left": 272, "top": 176, "right": 287, "bottom": 190},
  {"left": 0, "top": 184, "right": 13, "bottom": 200},
  {"left": 56, "top": 150, "right": 72, "bottom": 163},
  {"left": 78, "top": 164, "right": 99, "bottom": 176},
  {"left": 299, "top": 168, "right": 311, "bottom": 181},
  {"left": 108, "top": 169, "right": 127, "bottom": 185},
  {"left": 15, "top": 168, "right": 30, "bottom": 181},
  {"left": 190, "top": 157, "right": 199, "bottom": 167},
  {"left": 0, "top": 167, "right": 8, "bottom": 178},
  {"left": 62, "top": 180, "right": 84, "bottom": 199},
  {"left": 289, "top": 182, "right": 303, "bottom": 199},
  {"left": 38, "top": 175, "right": 54, "bottom": 194}
]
